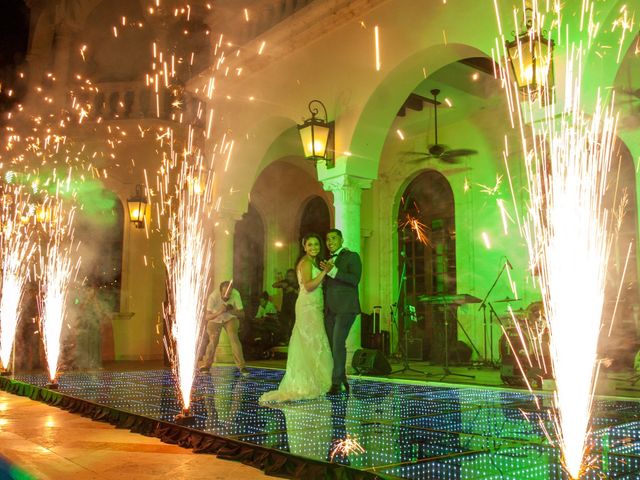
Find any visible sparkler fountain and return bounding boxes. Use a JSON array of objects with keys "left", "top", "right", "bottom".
[
  {"left": 494, "top": 1, "right": 629, "bottom": 477},
  {"left": 157, "top": 127, "right": 213, "bottom": 424},
  {"left": 38, "top": 198, "right": 80, "bottom": 389},
  {"left": 142, "top": 2, "right": 233, "bottom": 423},
  {"left": 0, "top": 185, "right": 35, "bottom": 375}
]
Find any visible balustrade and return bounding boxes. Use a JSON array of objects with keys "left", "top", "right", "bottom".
[{"left": 73, "top": 81, "right": 205, "bottom": 127}]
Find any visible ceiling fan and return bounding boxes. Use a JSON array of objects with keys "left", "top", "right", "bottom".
[{"left": 404, "top": 89, "right": 478, "bottom": 164}]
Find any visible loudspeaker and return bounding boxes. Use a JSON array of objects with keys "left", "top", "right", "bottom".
[
  {"left": 352, "top": 349, "right": 392, "bottom": 375},
  {"left": 451, "top": 340, "right": 472, "bottom": 364}
]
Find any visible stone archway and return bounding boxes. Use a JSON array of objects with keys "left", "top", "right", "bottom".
[
  {"left": 599, "top": 140, "right": 640, "bottom": 368},
  {"left": 341, "top": 43, "right": 491, "bottom": 182},
  {"left": 580, "top": 2, "right": 638, "bottom": 112},
  {"left": 247, "top": 158, "right": 330, "bottom": 309},
  {"left": 213, "top": 117, "right": 302, "bottom": 219}
]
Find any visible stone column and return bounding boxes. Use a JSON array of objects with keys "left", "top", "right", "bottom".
[
  {"left": 322, "top": 175, "right": 372, "bottom": 368},
  {"left": 210, "top": 212, "right": 241, "bottom": 363}
]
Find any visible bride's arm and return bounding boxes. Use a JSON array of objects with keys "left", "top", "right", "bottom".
[{"left": 299, "top": 258, "right": 328, "bottom": 292}]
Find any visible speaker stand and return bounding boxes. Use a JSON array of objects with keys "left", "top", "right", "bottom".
[
  {"left": 391, "top": 327, "right": 425, "bottom": 376},
  {"left": 424, "top": 298, "right": 474, "bottom": 382}
]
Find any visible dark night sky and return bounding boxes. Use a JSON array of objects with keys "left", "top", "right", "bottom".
[{"left": 0, "top": 0, "right": 30, "bottom": 113}]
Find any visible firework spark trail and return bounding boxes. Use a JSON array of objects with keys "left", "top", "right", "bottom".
[
  {"left": 330, "top": 435, "right": 365, "bottom": 461},
  {"left": 526, "top": 65, "right": 616, "bottom": 480},
  {"left": 494, "top": 1, "right": 623, "bottom": 477},
  {"left": 0, "top": 0, "right": 224, "bottom": 389},
  {"left": 159, "top": 127, "right": 212, "bottom": 411},
  {"left": 144, "top": 2, "right": 240, "bottom": 410},
  {"left": 0, "top": 186, "right": 35, "bottom": 369},
  {"left": 401, "top": 213, "right": 430, "bottom": 245},
  {"left": 38, "top": 198, "right": 79, "bottom": 382}
]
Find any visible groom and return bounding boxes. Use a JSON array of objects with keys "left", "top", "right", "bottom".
[{"left": 321, "top": 229, "right": 362, "bottom": 395}]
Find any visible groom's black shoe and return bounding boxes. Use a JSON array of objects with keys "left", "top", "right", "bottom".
[
  {"left": 327, "top": 384, "right": 341, "bottom": 395},
  {"left": 343, "top": 381, "right": 350, "bottom": 393}
]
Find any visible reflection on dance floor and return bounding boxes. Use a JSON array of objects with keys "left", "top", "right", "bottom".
[{"left": 12, "top": 367, "right": 640, "bottom": 479}]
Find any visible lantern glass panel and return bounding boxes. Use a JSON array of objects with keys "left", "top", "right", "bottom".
[
  {"left": 298, "top": 122, "right": 329, "bottom": 159},
  {"left": 127, "top": 200, "right": 146, "bottom": 224},
  {"left": 507, "top": 35, "right": 553, "bottom": 89}
]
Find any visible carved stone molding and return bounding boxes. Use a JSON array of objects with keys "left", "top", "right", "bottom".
[
  {"left": 322, "top": 175, "right": 372, "bottom": 206},
  {"left": 196, "top": 0, "right": 389, "bottom": 78}
]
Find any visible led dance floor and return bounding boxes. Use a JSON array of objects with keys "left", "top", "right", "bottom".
[{"left": 3, "top": 367, "right": 640, "bottom": 479}]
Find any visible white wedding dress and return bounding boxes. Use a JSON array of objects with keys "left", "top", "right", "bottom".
[{"left": 260, "top": 265, "right": 333, "bottom": 403}]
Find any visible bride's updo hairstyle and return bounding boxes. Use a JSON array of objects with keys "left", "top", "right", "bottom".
[
  {"left": 301, "top": 232, "right": 325, "bottom": 266},
  {"left": 302, "top": 232, "right": 322, "bottom": 248}
]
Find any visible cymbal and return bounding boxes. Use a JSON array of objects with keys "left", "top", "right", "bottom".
[{"left": 493, "top": 297, "right": 521, "bottom": 303}]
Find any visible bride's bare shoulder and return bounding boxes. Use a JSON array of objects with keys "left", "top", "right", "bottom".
[
  {"left": 299, "top": 256, "right": 313, "bottom": 264},
  {"left": 297, "top": 257, "right": 311, "bottom": 271}
]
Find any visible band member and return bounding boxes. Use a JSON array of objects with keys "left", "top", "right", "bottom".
[{"left": 200, "top": 281, "right": 248, "bottom": 375}]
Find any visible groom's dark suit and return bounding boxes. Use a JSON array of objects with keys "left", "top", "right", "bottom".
[{"left": 324, "top": 248, "right": 362, "bottom": 387}]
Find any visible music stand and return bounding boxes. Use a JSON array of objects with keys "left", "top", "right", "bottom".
[
  {"left": 391, "top": 241, "right": 425, "bottom": 376},
  {"left": 424, "top": 294, "right": 475, "bottom": 381}
]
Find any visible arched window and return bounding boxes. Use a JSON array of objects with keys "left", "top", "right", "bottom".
[
  {"left": 233, "top": 204, "right": 265, "bottom": 322},
  {"left": 398, "top": 170, "right": 456, "bottom": 362},
  {"left": 298, "top": 196, "right": 331, "bottom": 256}
]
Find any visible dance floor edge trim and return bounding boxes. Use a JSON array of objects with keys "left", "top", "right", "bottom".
[{"left": 0, "top": 376, "right": 384, "bottom": 480}]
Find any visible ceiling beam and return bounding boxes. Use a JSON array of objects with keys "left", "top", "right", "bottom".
[
  {"left": 397, "top": 92, "right": 440, "bottom": 117},
  {"left": 459, "top": 57, "right": 498, "bottom": 76}
]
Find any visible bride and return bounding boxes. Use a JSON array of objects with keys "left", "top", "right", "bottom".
[{"left": 260, "top": 233, "right": 333, "bottom": 403}]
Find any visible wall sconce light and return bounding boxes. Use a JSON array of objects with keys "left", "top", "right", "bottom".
[
  {"left": 127, "top": 184, "right": 148, "bottom": 228},
  {"left": 297, "top": 99, "right": 334, "bottom": 168},
  {"left": 35, "top": 201, "right": 57, "bottom": 224},
  {"left": 35, "top": 206, "right": 50, "bottom": 223},
  {"left": 505, "top": 8, "right": 554, "bottom": 96}
]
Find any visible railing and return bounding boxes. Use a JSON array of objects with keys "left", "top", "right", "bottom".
[
  {"left": 73, "top": 81, "right": 205, "bottom": 127},
  {"left": 68, "top": 1, "right": 321, "bottom": 122}
]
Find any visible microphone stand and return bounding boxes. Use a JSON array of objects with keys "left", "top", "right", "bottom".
[
  {"left": 487, "top": 301, "right": 508, "bottom": 365},
  {"left": 478, "top": 262, "right": 508, "bottom": 367},
  {"left": 391, "top": 238, "right": 424, "bottom": 375}
]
